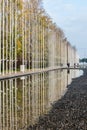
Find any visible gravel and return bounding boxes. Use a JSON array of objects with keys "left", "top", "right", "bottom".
[{"left": 27, "top": 72, "right": 87, "bottom": 130}]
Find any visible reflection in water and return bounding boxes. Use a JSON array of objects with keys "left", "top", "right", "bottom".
[{"left": 0, "top": 70, "right": 79, "bottom": 130}]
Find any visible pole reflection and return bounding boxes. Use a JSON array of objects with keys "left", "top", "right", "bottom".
[{"left": 0, "top": 70, "right": 79, "bottom": 130}]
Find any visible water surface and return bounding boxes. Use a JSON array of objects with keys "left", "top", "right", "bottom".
[{"left": 0, "top": 69, "right": 79, "bottom": 130}]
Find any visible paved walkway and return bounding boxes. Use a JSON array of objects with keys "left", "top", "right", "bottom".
[
  {"left": 27, "top": 71, "right": 87, "bottom": 130},
  {"left": 0, "top": 67, "right": 82, "bottom": 80},
  {"left": 0, "top": 67, "right": 62, "bottom": 80}
]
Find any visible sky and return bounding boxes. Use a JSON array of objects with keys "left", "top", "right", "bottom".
[{"left": 43, "top": 0, "right": 87, "bottom": 58}]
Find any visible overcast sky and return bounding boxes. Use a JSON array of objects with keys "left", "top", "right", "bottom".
[{"left": 43, "top": 0, "right": 87, "bottom": 58}]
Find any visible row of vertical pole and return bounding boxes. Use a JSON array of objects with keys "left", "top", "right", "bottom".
[{"left": 0, "top": 0, "right": 79, "bottom": 75}]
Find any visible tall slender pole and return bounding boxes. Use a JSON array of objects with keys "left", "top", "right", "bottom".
[
  {"left": 2, "top": 0, "right": 5, "bottom": 75},
  {"left": 9, "top": 0, "right": 12, "bottom": 74},
  {"left": 42, "top": 18, "right": 45, "bottom": 69},
  {"left": 15, "top": 0, "right": 17, "bottom": 73},
  {"left": 11, "top": 0, "right": 13, "bottom": 72},
  {"left": 6, "top": 0, "right": 9, "bottom": 73},
  {"left": 22, "top": 1, "right": 25, "bottom": 69}
]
